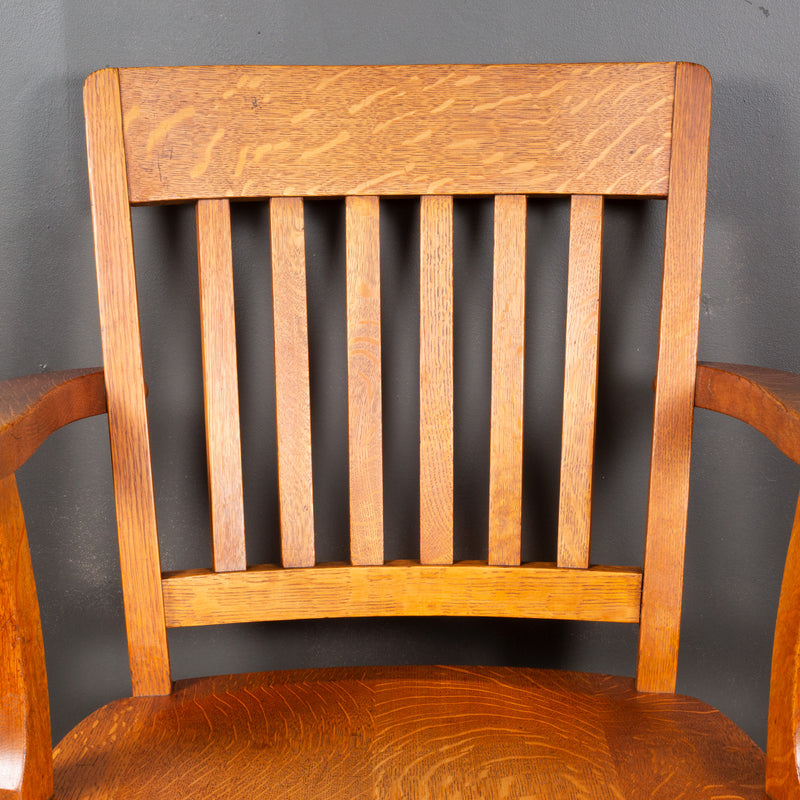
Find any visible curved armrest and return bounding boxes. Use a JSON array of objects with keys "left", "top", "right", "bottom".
[
  {"left": 695, "top": 362, "right": 800, "bottom": 794},
  {"left": 0, "top": 367, "right": 107, "bottom": 479},
  {"left": 694, "top": 362, "right": 800, "bottom": 464}
]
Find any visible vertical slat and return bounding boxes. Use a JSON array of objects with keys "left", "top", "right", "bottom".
[
  {"left": 420, "top": 196, "right": 454, "bottom": 565},
  {"left": 637, "top": 62, "right": 712, "bottom": 693},
  {"left": 346, "top": 196, "right": 384, "bottom": 565},
  {"left": 270, "top": 197, "right": 315, "bottom": 568},
  {"left": 488, "top": 195, "right": 527, "bottom": 566},
  {"left": 0, "top": 474, "right": 52, "bottom": 799},
  {"left": 196, "top": 198, "right": 246, "bottom": 572},
  {"left": 83, "top": 68, "right": 172, "bottom": 695},
  {"left": 557, "top": 194, "right": 604, "bottom": 569}
]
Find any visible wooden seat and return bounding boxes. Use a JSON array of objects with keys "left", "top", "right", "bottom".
[
  {"left": 3, "top": 61, "right": 800, "bottom": 798},
  {"left": 52, "top": 666, "right": 764, "bottom": 799}
]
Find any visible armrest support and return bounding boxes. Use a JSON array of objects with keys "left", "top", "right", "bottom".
[
  {"left": 0, "top": 368, "right": 107, "bottom": 479},
  {"left": 694, "top": 362, "right": 800, "bottom": 464},
  {"left": 1, "top": 368, "right": 105, "bottom": 798},
  {"left": 695, "top": 362, "right": 800, "bottom": 795}
]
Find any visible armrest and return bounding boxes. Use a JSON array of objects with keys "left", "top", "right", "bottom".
[
  {"left": 0, "top": 368, "right": 105, "bottom": 798},
  {"left": 0, "top": 367, "right": 106, "bottom": 479},
  {"left": 694, "top": 361, "right": 800, "bottom": 464},
  {"left": 695, "top": 362, "right": 800, "bottom": 794}
]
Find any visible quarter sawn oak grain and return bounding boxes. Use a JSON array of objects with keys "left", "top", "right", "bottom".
[{"left": 5, "top": 60, "right": 795, "bottom": 798}]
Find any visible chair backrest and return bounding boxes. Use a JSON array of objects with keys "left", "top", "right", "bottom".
[{"left": 83, "top": 63, "right": 712, "bottom": 698}]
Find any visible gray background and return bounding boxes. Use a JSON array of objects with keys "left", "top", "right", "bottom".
[{"left": 3, "top": 1, "right": 799, "bottom": 752}]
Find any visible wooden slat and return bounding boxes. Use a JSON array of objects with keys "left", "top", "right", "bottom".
[
  {"left": 117, "top": 63, "right": 675, "bottom": 202},
  {"left": 419, "top": 195, "right": 454, "bottom": 564},
  {"left": 488, "top": 195, "right": 527, "bottom": 566},
  {"left": 162, "top": 562, "right": 643, "bottom": 627},
  {"left": 637, "top": 63, "right": 712, "bottom": 693},
  {"left": 270, "top": 197, "right": 315, "bottom": 568},
  {"left": 83, "top": 68, "right": 172, "bottom": 695},
  {"left": 346, "top": 196, "right": 383, "bottom": 565},
  {"left": 0, "top": 474, "right": 52, "bottom": 798},
  {"left": 196, "top": 198, "right": 246, "bottom": 572},
  {"left": 557, "top": 194, "right": 604, "bottom": 569}
]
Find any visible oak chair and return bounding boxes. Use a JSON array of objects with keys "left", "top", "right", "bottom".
[{"left": 2, "top": 61, "right": 799, "bottom": 798}]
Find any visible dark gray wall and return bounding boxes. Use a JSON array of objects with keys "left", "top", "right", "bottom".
[{"left": 3, "top": 1, "right": 799, "bottom": 752}]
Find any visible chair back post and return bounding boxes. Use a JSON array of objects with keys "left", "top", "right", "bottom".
[
  {"left": 83, "top": 69, "right": 172, "bottom": 696},
  {"left": 636, "top": 62, "right": 712, "bottom": 693},
  {"left": 0, "top": 474, "right": 53, "bottom": 800}
]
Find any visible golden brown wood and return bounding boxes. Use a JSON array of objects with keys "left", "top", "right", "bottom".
[
  {"left": 83, "top": 68, "right": 172, "bottom": 696},
  {"left": 0, "top": 475, "right": 52, "bottom": 800},
  {"left": 695, "top": 362, "right": 800, "bottom": 465},
  {"left": 637, "top": 62, "right": 712, "bottom": 694},
  {"left": 419, "top": 195, "right": 453, "bottom": 565},
  {"left": 48, "top": 59, "right": 787, "bottom": 798},
  {"left": 51, "top": 666, "right": 765, "bottom": 799},
  {"left": 346, "top": 195, "right": 383, "bottom": 566},
  {"left": 0, "top": 368, "right": 106, "bottom": 479},
  {"left": 488, "top": 195, "right": 526, "bottom": 566},
  {"left": 270, "top": 197, "right": 315, "bottom": 568},
  {"left": 161, "top": 562, "right": 643, "bottom": 626},
  {"left": 766, "top": 491, "right": 800, "bottom": 797},
  {"left": 557, "top": 194, "right": 604, "bottom": 569},
  {"left": 118, "top": 64, "right": 675, "bottom": 201},
  {"left": 196, "top": 198, "right": 246, "bottom": 572}
]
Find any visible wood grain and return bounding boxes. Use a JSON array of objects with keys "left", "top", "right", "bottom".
[
  {"left": 84, "top": 68, "right": 172, "bottom": 695},
  {"left": 116, "top": 63, "right": 675, "bottom": 201},
  {"left": 51, "top": 666, "right": 765, "bottom": 799},
  {"left": 0, "top": 368, "right": 106, "bottom": 479},
  {"left": 161, "top": 561, "right": 642, "bottom": 626},
  {"left": 197, "top": 198, "right": 246, "bottom": 572},
  {"left": 488, "top": 195, "right": 526, "bottom": 566},
  {"left": 0, "top": 474, "right": 52, "bottom": 800},
  {"left": 637, "top": 62, "right": 712, "bottom": 694},
  {"left": 270, "top": 198, "right": 315, "bottom": 568},
  {"left": 557, "top": 194, "right": 604, "bottom": 569},
  {"left": 419, "top": 195, "right": 453, "bottom": 565},
  {"left": 71, "top": 59, "right": 776, "bottom": 799},
  {"left": 346, "top": 196, "right": 383, "bottom": 565},
  {"left": 695, "top": 362, "right": 800, "bottom": 465}
]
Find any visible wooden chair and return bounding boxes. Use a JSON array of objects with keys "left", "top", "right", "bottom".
[{"left": 2, "top": 61, "right": 799, "bottom": 798}]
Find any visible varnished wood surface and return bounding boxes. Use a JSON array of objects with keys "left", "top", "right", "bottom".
[
  {"left": 197, "top": 198, "right": 247, "bottom": 572},
  {"left": 52, "top": 665, "right": 765, "bottom": 799},
  {"left": 84, "top": 67, "right": 172, "bottom": 695},
  {"left": 160, "top": 562, "right": 643, "bottom": 627},
  {"left": 68, "top": 59, "right": 781, "bottom": 800},
  {"left": 346, "top": 196, "right": 384, "bottom": 565},
  {"left": 419, "top": 195, "right": 454, "bottom": 565},
  {"left": 695, "top": 362, "right": 800, "bottom": 465},
  {"left": 488, "top": 195, "right": 526, "bottom": 566},
  {"left": 116, "top": 63, "right": 675, "bottom": 202},
  {"left": 558, "top": 195, "right": 604, "bottom": 569},
  {"left": 766, "top": 491, "right": 800, "bottom": 797},
  {"left": 0, "top": 475, "right": 52, "bottom": 800},
  {"left": 637, "top": 62, "right": 712, "bottom": 694},
  {"left": 271, "top": 197, "right": 316, "bottom": 568},
  {"left": 0, "top": 368, "right": 105, "bottom": 479}
]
